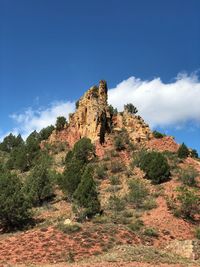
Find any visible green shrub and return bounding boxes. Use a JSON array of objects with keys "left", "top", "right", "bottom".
[
  {"left": 132, "top": 149, "right": 148, "bottom": 168},
  {"left": 25, "top": 163, "right": 54, "bottom": 206},
  {"left": 110, "top": 149, "right": 119, "bottom": 157},
  {"left": 73, "top": 138, "right": 95, "bottom": 164},
  {"left": 177, "top": 143, "right": 189, "bottom": 159},
  {"left": 191, "top": 149, "right": 198, "bottom": 159},
  {"left": 142, "top": 197, "right": 157, "bottom": 210},
  {"left": 122, "top": 210, "right": 133, "bottom": 218},
  {"left": 143, "top": 227, "right": 159, "bottom": 237},
  {"left": 128, "top": 178, "right": 149, "bottom": 208},
  {"left": 163, "top": 151, "right": 180, "bottom": 172},
  {"left": 114, "top": 136, "right": 126, "bottom": 151},
  {"left": 108, "top": 195, "right": 125, "bottom": 212},
  {"left": 110, "top": 161, "right": 125, "bottom": 173},
  {"left": 66, "top": 251, "right": 75, "bottom": 263},
  {"left": 56, "top": 116, "right": 67, "bottom": 131},
  {"left": 124, "top": 103, "right": 138, "bottom": 114},
  {"left": 103, "top": 155, "right": 110, "bottom": 161},
  {"left": 33, "top": 150, "right": 52, "bottom": 167},
  {"left": 179, "top": 167, "right": 198, "bottom": 187},
  {"left": 49, "top": 170, "right": 63, "bottom": 185},
  {"left": 108, "top": 105, "right": 118, "bottom": 116},
  {"left": 128, "top": 219, "right": 144, "bottom": 232},
  {"left": 39, "top": 125, "right": 55, "bottom": 141},
  {"left": 105, "top": 185, "right": 121, "bottom": 193},
  {"left": 92, "top": 215, "right": 110, "bottom": 224},
  {"left": 195, "top": 227, "right": 200, "bottom": 239},
  {"left": 95, "top": 164, "right": 107, "bottom": 179},
  {"left": 65, "top": 150, "right": 74, "bottom": 164},
  {"left": 153, "top": 130, "right": 165, "bottom": 139},
  {"left": 110, "top": 175, "right": 120, "bottom": 185},
  {"left": 0, "top": 171, "right": 31, "bottom": 229},
  {"left": 57, "top": 222, "right": 81, "bottom": 234},
  {"left": 139, "top": 151, "right": 170, "bottom": 184},
  {"left": 52, "top": 142, "right": 68, "bottom": 154},
  {"left": 75, "top": 100, "right": 79, "bottom": 109},
  {"left": 173, "top": 187, "right": 200, "bottom": 220}
]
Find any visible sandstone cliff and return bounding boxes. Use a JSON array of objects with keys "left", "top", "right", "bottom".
[{"left": 48, "top": 80, "right": 152, "bottom": 147}]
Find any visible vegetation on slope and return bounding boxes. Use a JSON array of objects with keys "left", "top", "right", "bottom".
[{"left": 0, "top": 112, "right": 199, "bottom": 265}]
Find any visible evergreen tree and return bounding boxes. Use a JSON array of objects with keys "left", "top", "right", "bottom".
[
  {"left": 73, "top": 166, "right": 100, "bottom": 217},
  {"left": 60, "top": 138, "right": 95, "bottom": 201},
  {"left": 5, "top": 131, "right": 42, "bottom": 172},
  {"left": 191, "top": 149, "right": 198, "bottom": 159},
  {"left": 56, "top": 116, "right": 67, "bottom": 131},
  {"left": 39, "top": 125, "right": 55, "bottom": 141},
  {"left": 153, "top": 130, "right": 165, "bottom": 139},
  {"left": 0, "top": 133, "right": 24, "bottom": 152},
  {"left": 73, "top": 138, "right": 95, "bottom": 164},
  {"left": 177, "top": 143, "right": 190, "bottom": 159},
  {"left": 6, "top": 144, "right": 28, "bottom": 171},
  {"left": 139, "top": 151, "right": 170, "bottom": 184},
  {"left": 99, "top": 113, "right": 107, "bottom": 145},
  {"left": 13, "top": 145, "right": 29, "bottom": 171},
  {"left": 0, "top": 171, "right": 31, "bottom": 229},
  {"left": 124, "top": 103, "right": 138, "bottom": 114},
  {"left": 26, "top": 131, "right": 40, "bottom": 167},
  {"left": 60, "top": 160, "right": 84, "bottom": 199},
  {"left": 65, "top": 150, "right": 74, "bottom": 165},
  {"left": 108, "top": 105, "right": 118, "bottom": 116},
  {"left": 25, "top": 163, "right": 54, "bottom": 206}
]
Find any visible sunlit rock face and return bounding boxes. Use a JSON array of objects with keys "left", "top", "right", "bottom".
[{"left": 47, "top": 80, "right": 152, "bottom": 148}]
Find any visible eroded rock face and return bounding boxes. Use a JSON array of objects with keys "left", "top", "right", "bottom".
[
  {"left": 148, "top": 136, "right": 179, "bottom": 153},
  {"left": 49, "top": 81, "right": 112, "bottom": 147},
  {"left": 166, "top": 240, "right": 200, "bottom": 260},
  {"left": 48, "top": 80, "right": 152, "bottom": 147},
  {"left": 113, "top": 111, "right": 152, "bottom": 144}
]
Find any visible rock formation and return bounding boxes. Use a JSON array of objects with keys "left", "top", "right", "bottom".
[
  {"left": 48, "top": 80, "right": 152, "bottom": 147},
  {"left": 166, "top": 240, "right": 200, "bottom": 260}
]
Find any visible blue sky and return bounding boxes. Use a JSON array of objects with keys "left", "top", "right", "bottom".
[{"left": 0, "top": 0, "right": 200, "bottom": 153}]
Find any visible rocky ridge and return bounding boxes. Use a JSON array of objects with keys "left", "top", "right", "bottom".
[{"left": 48, "top": 80, "right": 152, "bottom": 148}]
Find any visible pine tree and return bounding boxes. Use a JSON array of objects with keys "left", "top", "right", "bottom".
[
  {"left": 0, "top": 133, "right": 24, "bottom": 152},
  {"left": 61, "top": 160, "right": 84, "bottom": 199},
  {"left": 177, "top": 143, "right": 189, "bottom": 159},
  {"left": 73, "top": 166, "right": 100, "bottom": 217},
  {"left": 25, "top": 163, "right": 54, "bottom": 206},
  {"left": 73, "top": 137, "right": 95, "bottom": 164},
  {"left": 56, "top": 116, "right": 67, "bottom": 131},
  {"left": 0, "top": 171, "right": 31, "bottom": 229},
  {"left": 124, "top": 103, "right": 138, "bottom": 114}
]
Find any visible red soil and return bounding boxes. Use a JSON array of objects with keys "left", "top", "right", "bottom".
[
  {"left": 142, "top": 195, "right": 194, "bottom": 248},
  {"left": 0, "top": 224, "right": 139, "bottom": 265}
]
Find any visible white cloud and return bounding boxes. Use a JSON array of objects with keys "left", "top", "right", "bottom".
[
  {"left": 10, "top": 101, "right": 75, "bottom": 139},
  {"left": 108, "top": 73, "right": 200, "bottom": 128}
]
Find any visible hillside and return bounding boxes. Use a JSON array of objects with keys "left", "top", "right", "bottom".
[{"left": 0, "top": 81, "right": 199, "bottom": 267}]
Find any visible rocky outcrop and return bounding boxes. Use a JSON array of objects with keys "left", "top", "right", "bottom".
[
  {"left": 48, "top": 80, "right": 152, "bottom": 147},
  {"left": 166, "top": 240, "right": 200, "bottom": 260},
  {"left": 147, "top": 136, "right": 179, "bottom": 152},
  {"left": 113, "top": 111, "right": 152, "bottom": 144}
]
